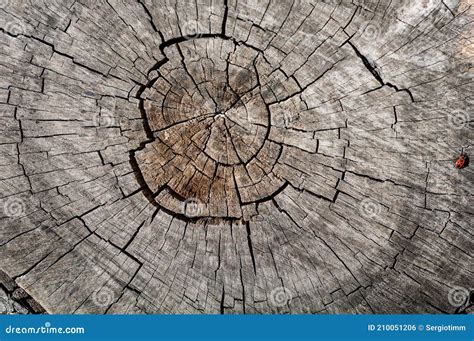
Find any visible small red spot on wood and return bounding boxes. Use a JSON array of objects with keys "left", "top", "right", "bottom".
[{"left": 454, "top": 154, "right": 468, "bottom": 169}]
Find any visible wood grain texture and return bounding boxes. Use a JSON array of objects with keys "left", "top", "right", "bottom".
[{"left": 0, "top": 0, "right": 472, "bottom": 314}]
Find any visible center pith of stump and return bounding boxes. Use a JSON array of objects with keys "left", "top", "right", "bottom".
[
  {"left": 213, "top": 110, "right": 225, "bottom": 118},
  {"left": 134, "top": 37, "right": 286, "bottom": 220}
]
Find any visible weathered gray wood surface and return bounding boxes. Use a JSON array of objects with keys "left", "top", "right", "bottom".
[{"left": 0, "top": 0, "right": 472, "bottom": 314}]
